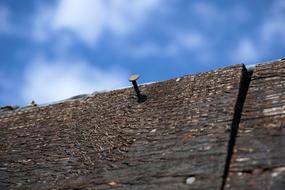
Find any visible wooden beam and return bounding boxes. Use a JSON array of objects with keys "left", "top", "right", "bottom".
[
  {"left": 225, "top": 60, "right": 285, "bottom": 190},
  {"left": 0, "top": 65, "right": 246, "bottom": 189}
]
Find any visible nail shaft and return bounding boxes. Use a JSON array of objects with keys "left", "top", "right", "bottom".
[
  {"left": 131, "top": 80, "right": 142, "bottom": 100},
  {"left": 129, "top": 74, "right": 146, "bottom": 102}
]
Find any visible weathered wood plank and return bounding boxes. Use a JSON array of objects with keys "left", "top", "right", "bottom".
[
  {"left": 0, "top": 65, "right": 245, "bottom": 190},
  {"left": 225, "top": 60, "right": 285, "bottom": 190}
]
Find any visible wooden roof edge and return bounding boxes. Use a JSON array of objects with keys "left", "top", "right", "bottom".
[{"left": 1, "top": 57, "right": 284, "bottom": 114}]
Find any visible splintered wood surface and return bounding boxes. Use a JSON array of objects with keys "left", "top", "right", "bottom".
[
  {"left": 0, "top": 65, "right": 245, "bottom": 190},
  {"left": 225, "top": 61, "right": 285, "bottom": 190}
]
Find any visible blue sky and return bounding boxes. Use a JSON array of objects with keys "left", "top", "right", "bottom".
[{"left": 0, "top": 0, "right": 284, "bottom": 106}]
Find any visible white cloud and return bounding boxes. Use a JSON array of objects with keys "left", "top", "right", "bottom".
[
  {"left": 127, "top": 42, "right": 163, "bottom": 57},
  {"left": 192, "top": 2, "right": 225, "bottom": 24},
  {"left": 229, "top": 0, "right": 285, "bottom": 63},
  {"left": 126, "top": 31, "right": 207, "bottom": 57},
  {"left": 192, "top": 2, "right": 252, "bottom": 26},
  {"left": 33, "top": 6, "right": 55, "bottom": 42},
  {"left": 0, "top": 71, "right": 21, "bottom": 106},
  {"left": 21, "top": 57, "right": 129, "bottom": 104},
  {"left": 34, "top": 0, "right": 161, "bottom": 45},
  {"left": 126, "top": 42, "right": 179, "bottom": 57},
  {"left": 233, "top": 39, "right": 260, "bottom": 63},
  {"left": 0, "top": 5, "right": 12, "bottom": 34},
  {"left": 261, "top": 0, "right": 285, "bottom": 45},
  {"left": 193, "top": 2, "right": 219, "bottom": 18},
  {"left": 175, "top": 31, "right": 205, "bottom": 49},
  {"left": 231, "top": 5, "right": 252, "bottom": 23}
]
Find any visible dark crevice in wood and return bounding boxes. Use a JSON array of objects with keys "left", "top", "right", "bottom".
[{"left": 221, "top": 66, "right": 253, "bottom": 190}]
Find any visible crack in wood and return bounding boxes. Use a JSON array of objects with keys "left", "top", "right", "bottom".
[{"left": 221, "top": 66, "right": 253, "bottom": 190}]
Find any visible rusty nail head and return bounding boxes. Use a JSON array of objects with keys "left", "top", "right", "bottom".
[{"left": 129, "top": 74, "right": 140, "bottom": 82}]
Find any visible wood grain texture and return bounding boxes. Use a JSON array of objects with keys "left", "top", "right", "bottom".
[
  {"left": 0, "top": 65, "right": 245, "bottom": 190},
  {"left": 225, "top": 60, "right": 285, "bottom": 190}
]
